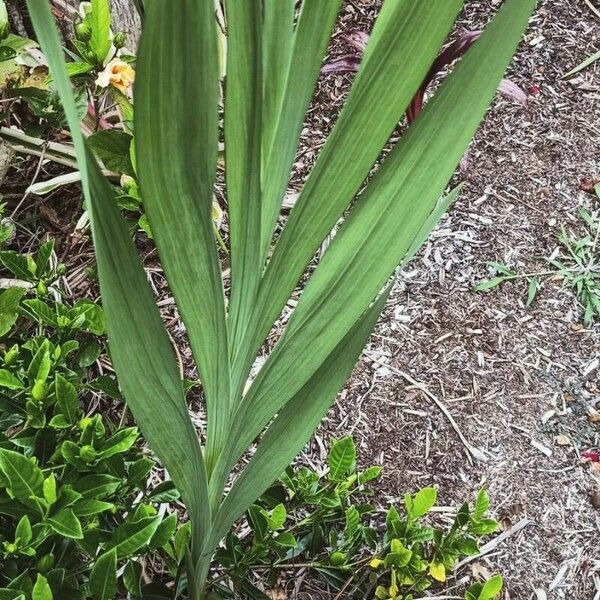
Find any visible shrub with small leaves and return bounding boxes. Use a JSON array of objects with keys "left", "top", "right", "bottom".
[
  {"left": 0, "top": 240, "right": 182, "bottom": 599},
  {"left": 210, "top": 437, "right": 503, "bottom": 600}
]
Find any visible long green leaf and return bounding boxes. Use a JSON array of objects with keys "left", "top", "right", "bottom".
[
  {"left": 564, "top": 48, "right": 600, "bottom": 78},
  {"left": 225, "top": 0, "right": 264, "bottom": 366},
  {"left": 135, "top": 0, "right": 229, "bottom": 474},
  {"left": 208, "top": 284, "right": 390, "bottom": 553},
  {"left": 229, "top": 0, "right": 536, "bottom": 466},
  {"left": 89, "top": 549, "right": 117, "bottom": 600},
  {"left": 26, "top": 0, "right": 210, "bottom": 567},
  {"left": 89, "top": 0, "right": 111, "bottom": 64},
  {"left": 233, "top": 0, "right": 463, "bottom": 399},
  {"left": 261, "top": 0, "right": 295, "bottom": 166},
  {"left": 258, "top": 0, "right": 343, "bottom": 257}
]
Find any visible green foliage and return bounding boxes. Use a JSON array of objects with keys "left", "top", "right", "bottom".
[
  {"left": 210, "top": 438, "right": 501, "bottom": 600},
  {"left": 477, "top": 205, "right": 600, "bottom": 325},
  {"left": 549, "top": 207, "right": 600, "bottom": 326},
  {"left": 26, "top": 0, "right": 536, "bottom": 597},
  {"left": 0, "top": 242, "right": 180, "bottom": 599}
]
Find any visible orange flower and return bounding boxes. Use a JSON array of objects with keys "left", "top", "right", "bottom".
[{"left": 96, "top": 58, "right": 135, "bottom": 95}]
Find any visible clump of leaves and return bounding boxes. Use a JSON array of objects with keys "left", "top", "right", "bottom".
[
  {"left": 211, "top": 437, "right": 503, "bottom": 600},
  {"left": 549, "top": 207, "right": 600, "bottom": 326},
  {"left": 0, "top": 241, "right": 183, "bottom": 599},
  {"left": 476, "top": 205, "right": 600, "bottom": 326}
]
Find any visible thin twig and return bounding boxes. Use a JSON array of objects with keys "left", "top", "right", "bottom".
[{"left": 585, "top": 0, "right": 600, "bottom": 20}]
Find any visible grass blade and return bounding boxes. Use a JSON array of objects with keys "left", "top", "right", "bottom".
[{"left": 563, "top": 48, "right": 600, "bottom": 78}]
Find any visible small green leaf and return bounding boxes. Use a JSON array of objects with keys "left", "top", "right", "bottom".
[
  {"left": 475, "top": 277, "right": 508, "bottom": 292},
  {"left": 43, "top": 475, "right": 57, "bottom": 505},
  {"left": 32, "top": 574, "right": 52, "bottom": 600},
  {"left": 327, "top": 437, "right": 356, "bottom": 481},
  {"left": 73, "top": 474, "right": 121, "bottom": 499},
  {"left": 149, "top": 513, "right": 177, "bottom": 550},
  {"left": 0, "top": 251, "right": 31, "bottom": 279},
  {"left": 123, "top": 560, "right": 142, "bottom": 597},
  {"left": 46, "top": 508, "right": 83, "bottom": 539},
  {"left": 88, "top": 0, "right": 112, "bottom": 63},
  {"left": 480, "top": 574, "right": 503, "bottom": 599},
  {"left": 174, "top": 524, "right": 191, "bottom": 565},
  {"left": 90, "top": 548, "right": 117, "bottom": 600},
  {"left": 15, "top": 514, "right": 32, "bottom": 545},
  {"left": 0, "top": 288, "right": 26, "bottom": 336},
  {"left": 473, "top": 489, "right": 489, "bottom": 520},
  {"left": 456, "top": 536, "right": 480, "bottom": 556},
  {"left": 262, "top": 503, "right": 286, "bottom": 531},
  {"left": 410, "top": 487, "right": 437, "bottom": 519},
  {"left": 344, "top": 506, "right": 360, "bottom": 539},
  {"left": 98, "top": 427, "right": 138, "bottom": 459},
  {"left": 526, "top": 276, "right": 539, "bottom": 307},
  {"left": 0, "top": 370, "right": 24, "bottom": 390},
  {"left": 73, "top": 499, "right": 115, "bottom": 517},
  {"left": 273, "top": 531, "right": 296, "bottom": 548},
  {"left": 358, "top": 466, "right": 382, "bottom": 484},
  {"left": 106, "top": 516, "right": 161, "bottom": 558},
  {"left": 54, "top": 374, "right": 78, "bottom": 423},
  {"left": 27, "top": 344, "right": 51, "bottom": 384},
  {"left": 88, "top": 130, "right": 135, "bottom": 176},
  {"left": 128, "top": 457, "right": 154, "bottom": 487},
  {"left": 0, "top": 449, "right": 44, "bottom": 499},
  {"left": 147, "top": 480, "right": 180, "bottom": 503}
]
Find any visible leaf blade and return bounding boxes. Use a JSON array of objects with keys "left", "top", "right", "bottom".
[{"left": 135, "top": 0, "right": 229, "bottom": 474}]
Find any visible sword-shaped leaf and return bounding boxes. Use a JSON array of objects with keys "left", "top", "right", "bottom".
[
  {"left": 135, "top": 0, "right": 229, "bottom": 475},
  {"left": 26, "top": 0, "right": 210, "bottom": 569}
]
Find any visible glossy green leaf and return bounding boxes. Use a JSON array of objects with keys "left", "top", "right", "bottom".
[
  {"left": 149, "top": 513, "right": 178, "bottom": 550},
  {"left": 0, "top": 449, "right": 43, "bottom": 499},
  {"left": 0, "top": 370, "right": 24, "bottom": 390},
  {"left": 106, "top": 516, "right": 161, "bottom": 558},
  {"left": 90, "top": 548, "right": 117, "bottom": 600},
  {"left": 410, "top": 487, "right": 437, "bottom": 519},
  {"left": 328, "top": 437, "right": 356, "bottom": 481},
  {"left": 46, "top": 508, "right": 83, "bottom": 539},
  {"left": 73, "top": 474, "right": 121, "bottom": 499},
  {"left": 87, "top": 130, "right": 134, "bottom": 176},
  {"left": 31, "top": 575, "right": 52, "bottom": 600},
  {"left": 54, "top": 374, "right": 78, "bottom": 423},
  {"left": 0, "top": 288, "right": 26, "bottom": 336},
  {"left": 89, "top": 0, "right": 111, "bottom": 63},
  {"left": 98, "top": 427, "right": 138, "bottom": 459}
]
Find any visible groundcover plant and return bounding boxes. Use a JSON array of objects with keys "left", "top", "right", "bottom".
[{"left": 25, "top": 0, "right": 536, "bottom": 596}]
